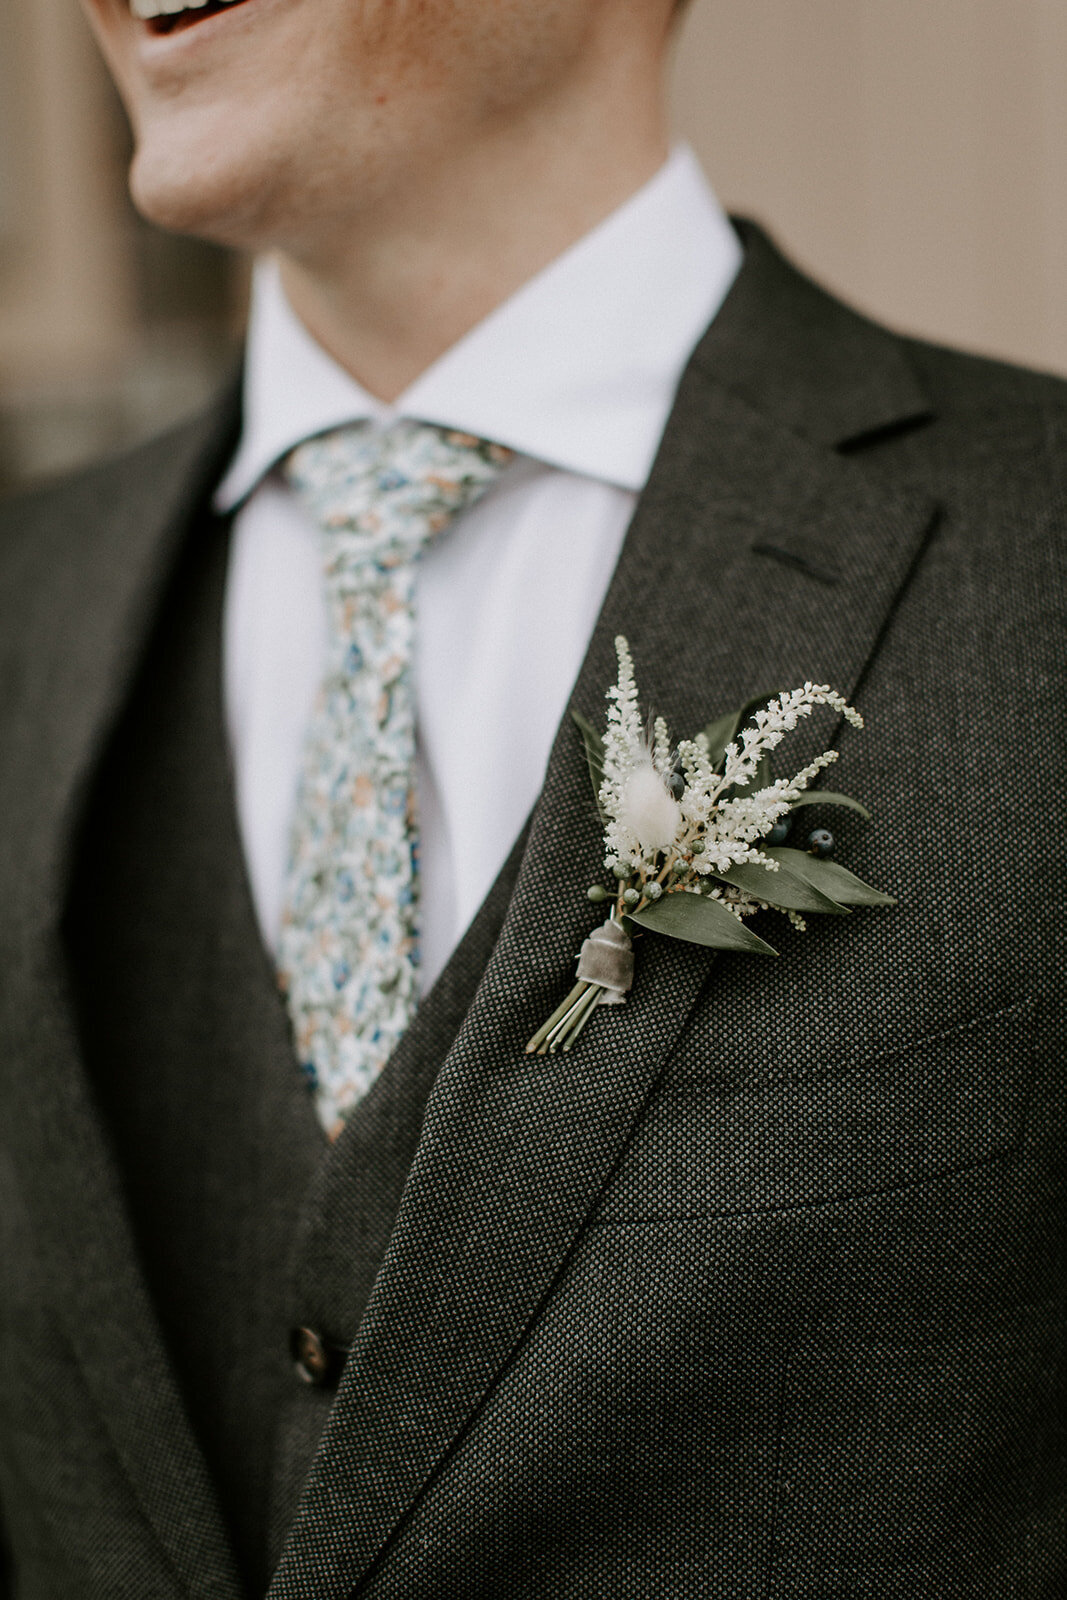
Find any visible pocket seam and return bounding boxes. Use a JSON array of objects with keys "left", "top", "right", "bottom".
[
  {"left": 592, "top": 997, "right": 1038, "bottom": 1228},
  {"left": 664, "top": 996, "right": 1035, "bottom": 1103},
  {"left": 588, "top": 1143, "right": 1024, "bottom": 1230}
]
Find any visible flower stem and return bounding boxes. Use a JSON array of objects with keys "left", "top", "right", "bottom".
[
  {"left": 560, "top": 985, "right": 603, "bottom": 1052},
  {"left": 542, "top": 982, "right": 602, "bottom": 1055},
  {"left": 525, "top": 982, "right": 587, "bottom": 1054}
]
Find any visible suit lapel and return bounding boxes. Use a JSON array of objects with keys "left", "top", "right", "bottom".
[
  {"left": 270, "top": 228, "right": 940, "bottom": 1597},
  {"left": 0, "top": 386, "right": 246, "bottom": 1599}
]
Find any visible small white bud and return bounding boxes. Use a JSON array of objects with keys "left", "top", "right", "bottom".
[{"left": 617, "top": 763, "right": 683, "bottom": 853}]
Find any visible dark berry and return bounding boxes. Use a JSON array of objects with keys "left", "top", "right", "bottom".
[
  {"left": 668, "top": 765, "right": 685, "bottom": 799},
  {"left": 766, "top": 817, "right": 793, "bottom": 846},
  {"left": 807, "top": 828, "right": 834, "bottom": 857}
]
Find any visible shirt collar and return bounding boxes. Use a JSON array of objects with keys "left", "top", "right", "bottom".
[{"left": 214, "top": 145, "right": 742, "bottom": 510}]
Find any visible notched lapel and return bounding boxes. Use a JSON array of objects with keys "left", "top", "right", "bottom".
[
  {"left": 0, "top": 384, "right": 246, "bottom": 1600},
  {"left": 271, "top": 234, "right": 941, "bottom": 1599}
]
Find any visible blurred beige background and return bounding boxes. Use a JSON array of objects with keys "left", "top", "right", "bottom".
[{"left": 2, "top": 0, "right": 1065, "bottom": 491}]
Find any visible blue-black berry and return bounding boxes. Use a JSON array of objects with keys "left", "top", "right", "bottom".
[
  {"left": 807, "top": 828, "right": 834, "bottom": 857},
  {"left": 766, "top": 817, "right": 793, "bottom": 845}
]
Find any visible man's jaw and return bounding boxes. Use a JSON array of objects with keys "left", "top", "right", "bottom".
[{"left": 129, "top": 0, "right": 253, "bottom": 32}]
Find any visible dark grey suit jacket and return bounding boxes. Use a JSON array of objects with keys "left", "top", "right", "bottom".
[{"left": 1, "top": 226, "right": 1064, "bottom": 1598}]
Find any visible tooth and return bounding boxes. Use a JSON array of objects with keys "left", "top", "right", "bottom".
[{"left": 129, "top": 0, "right": 244, "bottom": 19}]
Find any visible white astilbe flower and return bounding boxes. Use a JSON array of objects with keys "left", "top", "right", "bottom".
[
  {"left": 774, "top": 749, "right": 842, "bottom": 801},
  {"left": 652, "top": 716, "right": 672, "bottom": 781},
  {"left": 602, "top": 636, "right": 642, "bottom": 772},
  {"left": 600, "top": 637, "right": 680, "bottom": 871},
  {"left": 693, "top": 751, "right": 842, "bottom": 876},
  {"left": 531, "top": 644, "right": 877, "bottom": 1058},
  {"left": 676, "top": 734, "right": 716, "bottom": 825},
  {"left": 713, "top": 685, "right": 862, "bottom": 803},
  {"left": 709, "top": 883, "right": 763, "bottom": 921},
  {"left": 599, "top": 638, "right": 861, "bottom": 906}
]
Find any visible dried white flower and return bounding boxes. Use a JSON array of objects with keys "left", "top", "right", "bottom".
[
  {"left": 599, "top": 637, "right": 861, "bottom": 909},
  {"left": 616, "top": 763, "right": 683, "bottom": 854},
  {"left": 528, "top": 639, "right": 883, "bottom": 1059}
]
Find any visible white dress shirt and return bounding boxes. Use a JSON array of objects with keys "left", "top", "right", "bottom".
[{"left": 214, "top": 146, "right": 742, "bottom": 992}]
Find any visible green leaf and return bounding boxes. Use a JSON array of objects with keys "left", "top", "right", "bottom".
[
  {"left": 712, "top": 860, "right": 849, "bottom": 916},
  {"left": 701, "top": 690, "right": 776, "bottom": 772},
  {"left": 571, "top": 709, "right": 609, "bottom": 825},
  {"left": 765, "top": 847, "right": 896, "bottom": 907},
  {"left": 631, "top": 891, "right": 780, "bottom": 955},
  {"left": 787, "top": 790, "right": 872, "bottom": 820}
]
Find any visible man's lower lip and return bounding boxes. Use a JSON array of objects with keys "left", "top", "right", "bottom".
[{"left": 141, "top": 0, "right": 255, "bottom": 36}]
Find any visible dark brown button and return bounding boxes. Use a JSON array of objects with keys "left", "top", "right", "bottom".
[{"left": 290, "top": 1326, "right": 333, "bottom": 1387}]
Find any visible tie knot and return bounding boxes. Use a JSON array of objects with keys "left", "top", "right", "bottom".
[{"left": 283, "top": 419, "right": 514, "bottom": 568}]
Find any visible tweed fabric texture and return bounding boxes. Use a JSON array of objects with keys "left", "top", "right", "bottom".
[
  {"left": 62, "top": 504, "right": 325, "bottom": 1592},
  {"left": 0, "top": 396, "right": 248, "bottom": 1598},
  {"left": 0, "top": 227, "right": 1064, "bottom": 1598},
  {"left": 280, "top": 422, "right": 514, "bottom": 1135},
  {"left": 268, "top": 820, "right": 531, "bottom": 1569},
  {"left": 269, "top": 232, "right": 1067, "bottom": 1598},
  {"left": 58, "top": 495, "right": 532, "bottom": 1590}
]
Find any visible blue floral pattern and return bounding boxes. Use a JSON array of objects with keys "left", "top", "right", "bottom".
[{"left": 279, "top": 420, "right": 514, "bottom": 1138}]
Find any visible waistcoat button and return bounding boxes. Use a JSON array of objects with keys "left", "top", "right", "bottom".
[{"left": 290, "top": 1326, "right": 334, "bottom": 1387}]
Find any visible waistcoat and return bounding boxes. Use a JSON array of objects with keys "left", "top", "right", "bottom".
[{"left": 62, "top": 502, "right": 525, "bottom": 1591}]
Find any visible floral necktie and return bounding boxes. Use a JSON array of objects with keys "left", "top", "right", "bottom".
[{"left": 278, "top": 420, "right": 514, "bottom": 1138}]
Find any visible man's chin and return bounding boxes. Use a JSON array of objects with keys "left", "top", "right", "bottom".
[{"left": 128, "top": 138, "right": 277, "bottom": 249}]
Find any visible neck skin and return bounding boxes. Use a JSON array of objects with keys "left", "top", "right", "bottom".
[{"left": 278, "top": 39, "right": 672, "bottom": 403}]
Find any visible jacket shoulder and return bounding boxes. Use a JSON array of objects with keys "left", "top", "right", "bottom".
[
  {"left": 885, "top": 333, "right": 1067, "bottom": 518},
  {"left": 898, "top": 331, "right": 1067, "bottom": 423}
]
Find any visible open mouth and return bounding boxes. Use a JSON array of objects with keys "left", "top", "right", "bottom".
[{"left": 130, "top": 0, "right": 254, "bottom": 34}]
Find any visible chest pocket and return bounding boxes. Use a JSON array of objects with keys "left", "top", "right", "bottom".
[{"left": 593, "top": 999, "right": 1037, "bottom": 1224}]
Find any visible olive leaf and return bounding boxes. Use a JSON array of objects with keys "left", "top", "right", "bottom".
[
  {"left": 711, "top": 859, "right": 850, "bottom": 915},
  {"left": 786, "top": 790, "right": 871, "bottom": 820},
  {"left": 571, "top": 709, "right": 610, "bottom": 826},
  {"left": 764, "top": 846, "right": 895, "bottom": 906},
  {"left": 631, "top": 891, "right": 780, "bottom": 955}
]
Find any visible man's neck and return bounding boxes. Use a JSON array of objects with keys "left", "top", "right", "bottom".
[{"left": 276, "top": 72, "right": 671, "bottom": 403}]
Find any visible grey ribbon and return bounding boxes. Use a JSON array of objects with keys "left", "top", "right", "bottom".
[{"left": 575, "top": 918, "right": 634, "bottom": 1004}]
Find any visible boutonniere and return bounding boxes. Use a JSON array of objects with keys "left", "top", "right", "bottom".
[{"left": 526, "top": 635, "right": 895, "bottom": 1056}]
